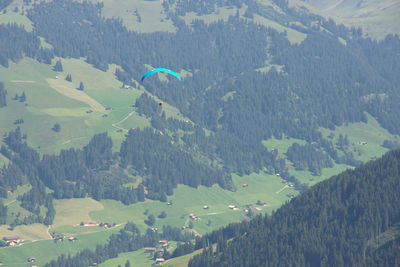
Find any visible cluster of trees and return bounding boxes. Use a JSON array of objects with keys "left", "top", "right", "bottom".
[
  {"left": 186, "top": 148, "right": 400, "bottom": 266},
  {"left": 0, "top": 123, "right": 235, "bottom": 225},
  {"left": 286, "top": 143, "right": 333, "bottom": 175},
  {"left": 0, "top": 23, "right": 51, "bottom": 67},
  {"left": 43, "top": 222, "right": 194, "bottom": 266},
  {"left": 0, "top": 0, "right": 13, "bottom": 11},
  {"left": 120, "top": 127, "right": 234, "bottom": 199},
  {"left": 0, "top": 82, "right": 6, "bottom": 107}
]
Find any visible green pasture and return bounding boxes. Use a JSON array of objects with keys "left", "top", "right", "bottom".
[
  {"left": 262, "top": 135, "right": 306, "bottom": 157},
  {"left": 101, "top": 249, "right": 154, "bottom": 267},
  {"left": 0, "top": 11, "right": 33, "bottom": 31},
  {"left": 2, "top": 185, "right": 32, "bottom": 226},
  {"left": 181, "top": 5, "right": 246, "bottom": 25},
  {"left": 0, "top": 57, "right": 153, "bottom": 154},
  {"left": 91, "top": 172, "right": 296, "bottom": 235},
  {"left": 91, "top": 0, "right": 176, "bottom": 33},
  {"left": 252, "top": 14, "right": 307, "bottom": 44},
  {"left": 320, "top": 113, "right": 396, "bottom": 163},
  {"left": 0, "top": 223, "right": 50, "bottom": 242},
  {"left": 262, "top": 113, "right": 398, "bottom": 186},
  {"left": 52, "top": 198, "right": 104, "bottom": 227},
  {"left": 0, "top": 225, "right": 123, "bottom": 267}
]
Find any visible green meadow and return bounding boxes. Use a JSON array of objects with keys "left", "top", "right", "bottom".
[
  {"left": 0, "top": 172, "right": 296, "bottom": 265},
  {"left": 0, "top": 57, "right": 151, "bottom": 154},
  {"left": 0, "top": 225, "right": 123, "bottom": 267}
]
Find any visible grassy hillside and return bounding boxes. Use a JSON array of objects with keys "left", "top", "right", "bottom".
[
  {"left": 0, "top": 225, "right": 123, "bottom": 267},
  {"left": 0, "top": 1, "right": 399, "bottom": 266},
  {"left": 0, "top": 57, "right": 151, "bottom": 154},
  {"left": 290, "top": 0, "right": 400, "bottom": 39}
]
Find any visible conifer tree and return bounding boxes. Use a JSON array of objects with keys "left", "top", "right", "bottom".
[{"left": 54, "top": 60, "right": 63, "bottom": 72}]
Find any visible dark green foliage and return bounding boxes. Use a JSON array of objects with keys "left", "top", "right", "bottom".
[
  {"left": 286, "top": 143, "right": 333, "bottom": 175},
  {"left": 0, "top": 200, "right": 7, "bottom": 225},
  {"left": 120, "top": 128, "right": 233, "bottom": 200},
  {"left": 145, "top": 214, "right": 155, "bottom": 226},
  {"left": 0, "top": 0, "right": 13, "bottom": 10},
  {"left": 13, "top": 118, "right": 24, "bottom": 125},
  {"left": 19, "top": 92, "right": 26, "bottom": 102},
  {"left": 52, "top": 123, "right": 61, "bottom": 132},
  {"left": 382, "top": 140, "right": 400, "bottom": 150},
  {"left": 158, "top": 211, "right": 167, "bottom": 219},
  {"left": 23, "top": 0, "right": 400, "bottom": 181},
  {"left": 366, "top": 237, "right": 400, "bottom": 266},
  {"left": 44, "top": 222, "right": 192, "bottom": 266},
  {"left": 0, "top": 82, "right": 6, "bottom": 107},
  {"left": 53, "top": 60, "right": 63, "bottom": 72},
  {"left": 188, "top": 149, "right": 400, "bottom": 267},
  {"left": 65, "top": 74, "right": 72, "bottom": 82},
  {"left": 78, "top": 81, "right": 84, "bottom": 91}
]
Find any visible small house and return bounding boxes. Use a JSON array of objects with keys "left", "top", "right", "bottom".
[
  {"left": 68, "top": 237, "right": 77, "bottom": 242},
  {"left": 145, "top": 247, "right": 157, "bottom": 253},
  {"left": 83, "top": 221, "right": 99, "bottom": 226},
  {"left": 156, "top": 258, "right": 165, "bottom": 264},
  {"left": 189, "top": 213, "right": 198, "bottom": 220},
  {"left": 4, "top": 236, "right": 22, "bottom": 246}
]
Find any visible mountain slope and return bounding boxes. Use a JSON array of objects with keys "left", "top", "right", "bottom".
[
  {"left": 188, "top": 148, "right": 400, "bottom": 266},
  {"left": 294, "top": 0, "right": 400, "bottom": 39}
]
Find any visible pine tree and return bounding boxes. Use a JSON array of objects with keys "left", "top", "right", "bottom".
[
  {"left": 0, "top": 82, "right": 6, "bottom": 107},
  {"left": 54, "top": 60, "right": 63, "bottom": 72},
  {"left": 52, "top": 123, "right": 61, "bottom": 132},
  {"left": 65, "top": 74, "right": 72, "bottom": 82},
  {"left": 78, "top": 82, "right": 84, "bottom": 91},
  {"left": 19, "top": 92, "right": 26, "bottom": 102}
]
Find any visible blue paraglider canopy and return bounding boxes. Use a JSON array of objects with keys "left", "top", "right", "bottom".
[{"left": 141, "top": 68, "right": 182, "bottom": 82}]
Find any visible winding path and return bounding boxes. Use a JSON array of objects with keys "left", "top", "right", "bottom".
[{"left": 111, "top": 110, "right": 136, "bottom": 133}]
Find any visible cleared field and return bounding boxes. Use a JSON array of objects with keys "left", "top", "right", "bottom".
[
  {"left": 101, "top": 249, "right": 154, "bottom": 267},
  {"left": 0, "top": 57, "right": 151, "bottom": 154},
  {"left": 0, "top": 11, "right": 33, "bottom": 31},
  {"left": 252, "top": 14, "right": 307, "bottom": 44},
  {"left": 0, "top": 223, "right": 50, "bottom": 241},
  {"left": 47, "top": 78, "right": 105, "bottom": 112},
  {"left": 52, "top": 198, "right": 104, "bottom": 227},
  {"left": 91, "top": 0, "right": 176, "bottom": 32},
  {"left": 164, "top": 249, "right": 204, "bottom": 267},
  {"left": 0, "top": 225, "right": 123, "bottom": 267},
  {"left": 90, "top": 172, "right": 296, "bottom": 235},
  {"left": 320, "top": 113, "right": 396, "bottom": 162}
]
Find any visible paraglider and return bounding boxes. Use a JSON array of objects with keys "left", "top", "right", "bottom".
[{"left": 141, "top": 68, "right": 182, "bottom": 82}]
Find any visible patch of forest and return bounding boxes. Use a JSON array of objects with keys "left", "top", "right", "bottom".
[
  {"left": 0, "top": 126, "right": 233, "bottom": 227},
  {"left": 185, "top": 148, "right": 400, "bottom": 266}
]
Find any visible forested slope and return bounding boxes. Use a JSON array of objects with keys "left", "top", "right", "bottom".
[
  {"left": 0, "top": 0, "right": 399, "bottom": 236},
  {"left": 187, "top": 148, "right": 400, "bottom": 266}
]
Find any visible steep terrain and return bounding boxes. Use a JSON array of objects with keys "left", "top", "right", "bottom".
[
  {"left": 0, "top": 0, "right": 399, "bottom": 265},
  {"left": 293, "top": 0, "right": 400, "bottom": 39},
  {"left": 188, "top": 148, "right": 400, "bottom": 266}
]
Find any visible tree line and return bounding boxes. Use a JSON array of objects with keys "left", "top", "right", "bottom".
[{"left": 186, "top": 148, "right": 400, "bottom": 266}]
